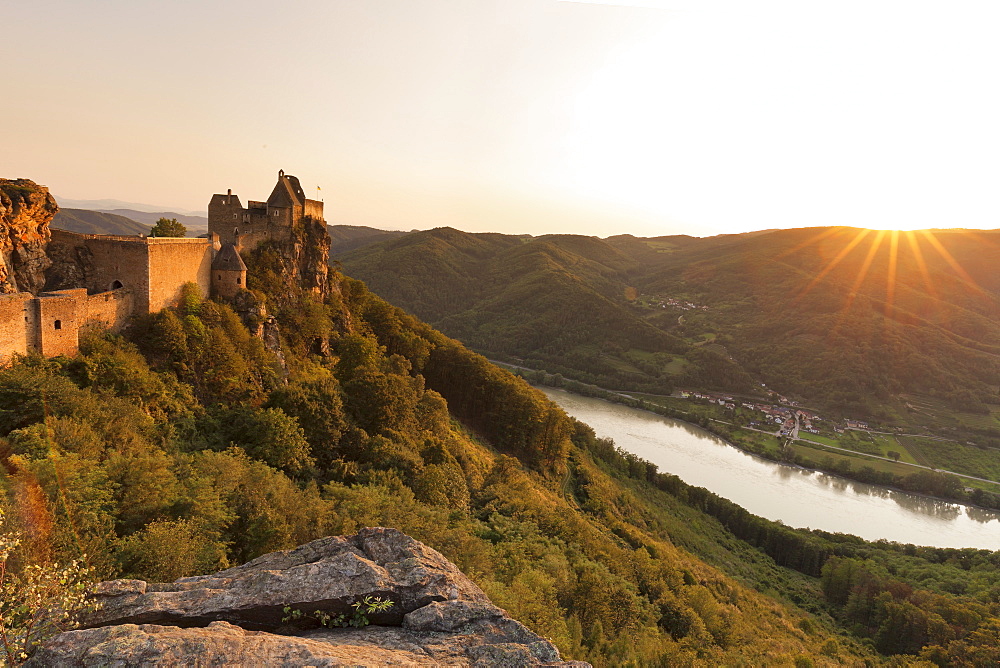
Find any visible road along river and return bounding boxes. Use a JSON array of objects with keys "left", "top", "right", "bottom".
[{"left": 541, "top": 387, "right": 1000, "bottom": 550}]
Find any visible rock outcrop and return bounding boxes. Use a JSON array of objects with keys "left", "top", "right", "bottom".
[
  {"left": 0, "top": 179, "right": 56, "bottom": 294},
  {"left": 231, "top": 289, "right": 288, "bottom": 372},
  {"left": 29, "top": 527, "right": 587, "bottom": 667}
]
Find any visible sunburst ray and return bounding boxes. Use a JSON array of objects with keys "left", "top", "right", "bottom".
[
  {"left": 903, "top": 231, "right": 937, "bottom": 299},
  {"left": 884, "top": 229, "right": 899, "bottom": 323},
  {"left": 918, "top": 230, "right": 984, "bottom": 294},
  {"left": 794, "top": 228, "right": 871, "bottom": 302}
]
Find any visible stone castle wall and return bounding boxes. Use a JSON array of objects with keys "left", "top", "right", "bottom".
[
  {"left": 303, "top": 200, "right": 323, "bottom": 220},
  {"left": 208, "top": 174, "right": 323, "bottom": 254},
  {"left": 0, "top": 293, "right": 32, "bottom": 361},
  {"left": 0, "top": 230, "right": 215, "bottom": 360},
  {"left": 0, "top": 172, "right": 314, "bottom": 363},
  {"left": 146, "top": 238, "right": 213, "bottom": 312},
  {"left": 213, "top": 269, "right": 245, "bottom": 300},
  {"left": 50, "top": 229, "right": 212, "bottom": 314},
  {"left": 51, "top": 229, "right": 151, "bottom": 301},
  {"left": 34, "top": 288, "right": 88, "bottom": 358},
  {"left": 0, "top": 287, "right": 135, "bottom": 362},
  {"left": 84, "top": 288, "right": 134, "bottom": 334}
]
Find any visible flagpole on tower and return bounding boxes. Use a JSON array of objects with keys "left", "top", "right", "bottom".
[{"left": 317, "top": 185, "right": 322, "bottom": 202}]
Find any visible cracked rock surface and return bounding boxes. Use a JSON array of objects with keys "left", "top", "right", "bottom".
[{"left": 29, "top": 528, "right": 588, "bottom": 667}]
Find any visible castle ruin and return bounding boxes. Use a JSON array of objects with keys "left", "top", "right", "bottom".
[
  {"left": 208, "top": 170, "right": 324, "bottom": 253},
  {"left": 0, "top": 170, "right": 318, "bottom": 361}
]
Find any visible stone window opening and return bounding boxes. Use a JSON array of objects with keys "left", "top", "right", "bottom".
[
  {"left": 110, "top": 280, "right": 124, "bottom": 290},
  {"left": 236, "top": 277, "right": 242, "bottom": 285},
  {"left": 54, "top": 320, "right": 62, "bottom": 330}
]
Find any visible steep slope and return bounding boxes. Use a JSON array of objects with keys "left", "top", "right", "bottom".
[
  {"left": 343, "top": 228, "right": 687, "bottom": 393},
  {"left": 328, "top": 224, "right": 407, "bottom": 255},
  {"left": 5, "top": 201, "right": 998, "bottom": 664},
  {"left": 344, "top": 225, "right": 1000, "bottom": 414}
]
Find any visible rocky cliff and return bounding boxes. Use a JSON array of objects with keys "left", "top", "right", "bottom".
[
  {"left": 28, "top": 528, "right": 586, "bottom": 667},
  {"left": 0, "top": 179, "right": 55, "bottom": 294}
]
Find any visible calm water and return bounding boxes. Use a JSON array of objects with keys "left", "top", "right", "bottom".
[{"left": 542, "top": 387, "right": 1000, "bottom": 550}]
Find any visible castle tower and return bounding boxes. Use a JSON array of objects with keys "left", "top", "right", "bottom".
[
  {"left": 208, "top": 189, "right": 244, "bottom": 245},
  {"left": 211, "top": 242, "right": 248, "bottom": 300},
  {"left": 208, "top": 171, "right": 324, "bottom": 253}
]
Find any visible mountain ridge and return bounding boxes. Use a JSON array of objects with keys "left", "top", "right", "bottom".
[{"left": 342, "top": 225, "right": 1000, "bottom": 416}]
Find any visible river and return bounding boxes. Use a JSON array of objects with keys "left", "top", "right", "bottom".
[{"left": 541, "top": 387, "right": 1000, "bottom": 550}]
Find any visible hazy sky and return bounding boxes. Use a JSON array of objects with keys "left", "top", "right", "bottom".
[{"left": 5, "top": 0, "right": 1000, "bottom": 236}]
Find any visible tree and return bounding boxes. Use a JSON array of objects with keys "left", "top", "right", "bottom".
[
  {"left": 149, "top": 217, "right": 186, "bottom": 237},
  {"left": 0, "top": 509, "right": 96, "bottom": 665}
]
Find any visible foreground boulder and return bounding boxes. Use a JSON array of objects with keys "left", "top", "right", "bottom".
[{"left": 29, "top": 528, "right": 587, "bottom": 667}]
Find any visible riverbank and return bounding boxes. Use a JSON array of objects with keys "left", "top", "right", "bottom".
[
  {"left": 540, "top": 384, "right": 1000, "bottom": 550},
  {"left": 506, "top": 366, "right": 1000, "bottom": 515}
]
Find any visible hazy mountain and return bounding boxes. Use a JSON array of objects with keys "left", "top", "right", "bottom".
[
  {"left": 102, "top": 209, "right": 208, "bottom": 236},
  {"left": 51, "top": 208, "right": 148, "bottom": 235},
  {"left": 342, "top": 226, "right": 1000, "bottom": 416},
  {"left": 56, "top": 197, "right": 205, "bottom": 217}
]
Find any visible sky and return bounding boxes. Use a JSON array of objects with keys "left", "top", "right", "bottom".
[{"left": 5, "top": 0, "right": 1000, "bottom": 237}]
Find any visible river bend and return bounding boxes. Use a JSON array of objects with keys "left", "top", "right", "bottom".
[{"left": 542, "top": 387, "right": 1000, "bottom": 550}]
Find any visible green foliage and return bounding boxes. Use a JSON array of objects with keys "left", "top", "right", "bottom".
[
  {"left": 202, "top": 406, "right": 314, "bottom": 475},
  {"left": 281, "top": 596, "right": 394, "bottom": 629},
  {"left": 13, "top": 244, "right": 998, "bottom": 664},
  {"left": 0, "top": 509, "right": 96, "bottom": 665},
  {"left": 149, "top": 217, "right": 186, "bottom": 237},
  {"left": 116, "top": 519, "right": 228, "bottom": 582},
  {"left": 266, "top": 376, "right": 348, "bottom": 471},
  {"left": 341, "top": 229, "right": 686, "bottom": 395}
]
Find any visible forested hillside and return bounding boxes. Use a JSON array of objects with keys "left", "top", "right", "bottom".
[
  {"left": 50, "top": 209, "right": 148, "bottom": 235},
  {"left": 341, "top": 228, "right": 691, "bottom": 395},
  {"left": 342, "top": 226, "right": 1000, "bottom": 417},
  {"left": 328, "top": 224, "right": 407, "bottom": 255},
  {"left": 5, "top": 242, "right": 1000, "bottom": 663}
]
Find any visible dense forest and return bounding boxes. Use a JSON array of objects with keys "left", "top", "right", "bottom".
[
  {"left": 341, "top": 225, "right": 1000, "bottom": 419},
  {"left": 3, "top": 238, "right": 1000, "bottom": 664}
]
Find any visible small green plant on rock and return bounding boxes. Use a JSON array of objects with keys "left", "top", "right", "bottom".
[{"left": 282, "top": 596, "right": 394, "bottom": 629}]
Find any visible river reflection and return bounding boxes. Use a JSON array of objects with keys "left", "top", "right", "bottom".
[{"left": 541, "top": 387, "right": 1000, "bottom": 550}]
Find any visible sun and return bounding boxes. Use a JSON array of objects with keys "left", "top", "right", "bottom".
[{"left": 782, "top": 228, "right": 986, "bottom": 331}]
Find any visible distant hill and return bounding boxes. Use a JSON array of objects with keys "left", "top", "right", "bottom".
[
  {"left": 102, "top": 209, "right": 208, "bottom": 236},
  {"left": 343, "top": 226, "right": 1000, "bottom": 416},
  {"left": 328, "top": 224, "right": 408, "bottom": 256},
  {"left": 56, "top": 197, "right": 205, "bottom": 217},
  {"left": 342, "top": 227, "right": 691, "bottom": 395},
  {"left": 51, "top": 208, "right": 148, "bottom": 235}
]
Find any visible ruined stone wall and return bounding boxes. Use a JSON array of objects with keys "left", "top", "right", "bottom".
[
  {"left": 47, "top": 230, "right": 213, "bottom": 314},
  {"left": 303, "top": 199, "right": 323, "bottom": 220},
  {"left": 209, "top": 208, "right": 294, "bottom": 253},
  {"left": 85, "top": 288, "right": 133, "bottom": 334},
  {"left": 146, "top": 238, "right": 212, "bottom": 311},
  {"left": 0, "top": 293, "right": 32, "bottom": 361},
  {"left": 208, "top": 193, "right": 244, "bottom": 237},
  {"left": 49, "top": 229, "right": 150, "bottom": 305},
  {"left": 35, "top": 288, "right": 88, "bottom": 358}
]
